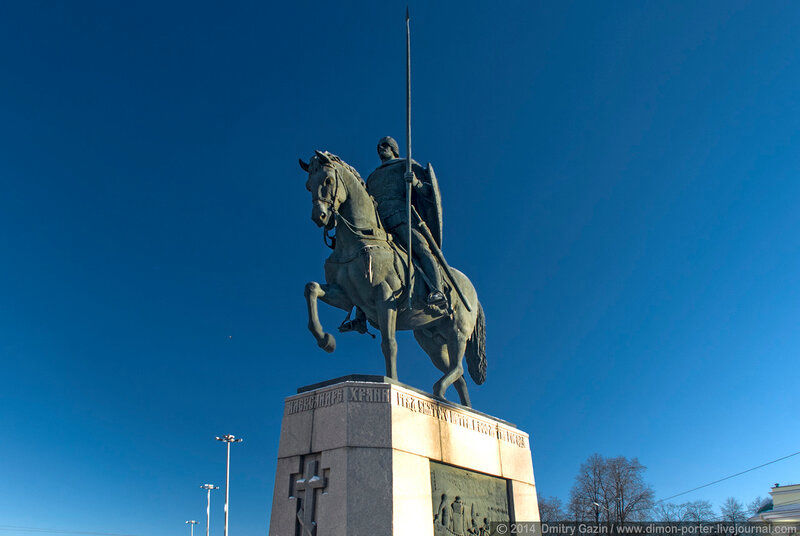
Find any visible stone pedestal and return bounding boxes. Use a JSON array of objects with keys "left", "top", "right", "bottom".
[{"left": 268, "top": 375, "right": 539, "bottom": 536}]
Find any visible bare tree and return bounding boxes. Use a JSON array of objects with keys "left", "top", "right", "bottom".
[
  {"left": 568, "top": 454, "right": 654, "bottom": 523},
  {"left": 539, "top": 495, "right": 565, "bottom": 522},
  {"left": 568, "top": 492, "right": 593, "bottom": 522},
  {"left": 747, "top": 496, "right": 769, "bottom": 518},
  {"left": 653, "top": 502, "right": 684, "bottom": 522},
  {"left": 569, "top": 454, "right": 608, "bottom": 521},
  {"left": 605, "top": 456, "right": 654, "bottom": 522},
  {"left": 720, "top": 497, "right": 748, "bottom": 523},
  {"left": 681, "top": 500, "right": 716, "bottom": 522}
]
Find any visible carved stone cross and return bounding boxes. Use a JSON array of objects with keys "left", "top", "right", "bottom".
[{"left": 290, "top": 458, "right": 328, "bottom": 536}]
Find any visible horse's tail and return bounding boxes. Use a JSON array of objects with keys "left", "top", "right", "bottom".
[{"left": 465, "top": 301, "right": 486, "bottom": 385}]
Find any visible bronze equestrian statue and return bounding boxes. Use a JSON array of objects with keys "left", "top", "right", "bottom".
[{"left": 299, "top": 145, "right": 486, "bottom": 406}]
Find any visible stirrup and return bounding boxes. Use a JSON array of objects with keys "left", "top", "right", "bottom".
[{"left": 338, "top": 317, "right": 375, "bottom": 338}]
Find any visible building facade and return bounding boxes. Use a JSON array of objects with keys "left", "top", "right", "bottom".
[{"left": 749, "top": 484, "right": 800, "bottom": 523}]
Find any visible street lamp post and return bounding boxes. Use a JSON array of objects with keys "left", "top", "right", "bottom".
[
  {"left": 215, "top": 434, "right": 243, "bottom": 536},
  {"left": 592, "top": 501, "right": 616, "bottom": 524},
  {"left": 185, "top": 520, "right": 198, "bottom": 536},
  {"left": 592, "top": 501, "right": 604, "bottom": 523},
  {"left": 200, "top": 484, "right": 219, "bottom": 536}
]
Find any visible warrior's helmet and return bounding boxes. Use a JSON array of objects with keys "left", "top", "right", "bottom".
[{"left": 377, "top": 136, "right": 400, "bottom": 158}]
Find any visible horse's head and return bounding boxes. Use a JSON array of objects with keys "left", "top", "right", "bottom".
[{"left": 299, "top": 150, "right": 351, "bottom": 228}]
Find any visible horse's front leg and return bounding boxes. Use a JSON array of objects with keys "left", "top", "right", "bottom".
[
  {"left": 304, "top": 281, "right": 352, "bottom": 353},
  {"left": 375, "top": 281, "right": 398, "bottom": 379}
]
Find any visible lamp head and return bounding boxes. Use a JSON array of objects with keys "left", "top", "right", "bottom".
[{"left": 215, "top": 434, "right": 242, "bottom": 443}]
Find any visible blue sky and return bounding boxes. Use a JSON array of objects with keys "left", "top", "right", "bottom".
[{"left": 2, "top": 1, "right": 799, "bottom": 534}]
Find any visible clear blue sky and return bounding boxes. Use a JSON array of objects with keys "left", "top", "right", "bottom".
[{"left": 2, "top": 1, "right": 799, "bottom": 534}]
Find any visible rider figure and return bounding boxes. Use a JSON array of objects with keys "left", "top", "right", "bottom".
[
  {"left": 339, "top": 136, "right": 447, "bottom": 334},
  {"left": 368, "top": 136, "right": 446, "bottom": 306}
]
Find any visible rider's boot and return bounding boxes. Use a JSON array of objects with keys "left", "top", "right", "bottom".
[
  {"left": 416, "top": 251, "right": 448, "bottom": 309},
  {"left": 426, "top": 289, "right": 447, "bottom": 306}
]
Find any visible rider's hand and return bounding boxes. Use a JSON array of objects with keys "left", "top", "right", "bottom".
[{"left": 404, "top": 171, "right": 420, "bottom": 188}]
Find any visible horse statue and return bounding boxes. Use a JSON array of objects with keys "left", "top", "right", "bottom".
[{"left": 299, "top": 150, "right": 486, "bottom": 407}]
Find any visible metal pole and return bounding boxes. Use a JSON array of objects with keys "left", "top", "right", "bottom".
[
  {"left": 216, "top": 435, "right": 242, "bottom": 536},
  {"left": 406, "top": 7, "right": 412, "bottom": 173},
  {"left": 200, "top": 484, "right": 218, "bottom": 536},
  {"left": 405, "top": 7, "right": 414, "bottom": 309},
  {"left": 206, "top": 489, "right": 211, "bottom": 536},
  {"left": 224, "top": 441, "right": 230, "bottom": 536}
]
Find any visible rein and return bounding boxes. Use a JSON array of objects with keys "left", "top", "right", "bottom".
[{"left": 320, "top": 165, "right": 387, "bottom": 249}]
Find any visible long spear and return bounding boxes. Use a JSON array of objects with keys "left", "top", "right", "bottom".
[{"left": 404, "top": 7, "right": 414, "bottom": 309}]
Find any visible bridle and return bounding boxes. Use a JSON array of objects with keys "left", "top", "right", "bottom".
[
  {"left": 314, "top": 163, "right": 385, "bottom": 250},
  {"left": 315, "top": 165, "right": 342, "bottom": 249}
]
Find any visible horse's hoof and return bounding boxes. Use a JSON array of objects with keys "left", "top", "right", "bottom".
[{"left": 319, "top": 333, "right": 336, "bottom": 353}]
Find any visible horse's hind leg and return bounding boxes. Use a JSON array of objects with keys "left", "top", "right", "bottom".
[
  {"left": 453, "top": 376, "right": 471, "bottom": 407},
  {"left": 375, "top": 281, "right": 398, "bottom": 379},
  {"left": 432, "top": 331, "right": 469, "bottom": 404},
  {"left": 413, "top": 329, "right": 450, "bottom": 375},
  {"left": 304, "top": 281, "right": 351, "bottom": 353},
  {"left": 414, "top": 329, "right": 470, "bottom": 406}
]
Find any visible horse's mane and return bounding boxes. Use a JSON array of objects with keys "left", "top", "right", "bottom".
[{"left": 312, "top": 151, "right": 368, "bottom": 192}]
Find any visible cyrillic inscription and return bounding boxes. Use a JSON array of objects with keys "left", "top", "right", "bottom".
[
  {"left": 346, "top": 386, "right": 390, "bottom": 403},
  {"left": 285, "top": 386, "right": 529, "bottom": 448},
  {"left": 285, "top": 388, "right": 344, "bottom": 414},
  {"left": 394, "top": 391, "right": 528, "bottom": 448},
  {"left": 285, "top": 385, "right": 390, "bottom": 414}
]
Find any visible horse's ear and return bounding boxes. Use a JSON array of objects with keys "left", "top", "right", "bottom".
[
  {"left": 315, "top": 150, "right": 330, "bottom": 163},
  {"left": 298, "top": 158, "right": 309, "bottom": 172}
]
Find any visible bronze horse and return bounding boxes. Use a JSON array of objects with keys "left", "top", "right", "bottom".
[{"left": 300, "top": 151, "right": 486, "bottom": 406}]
